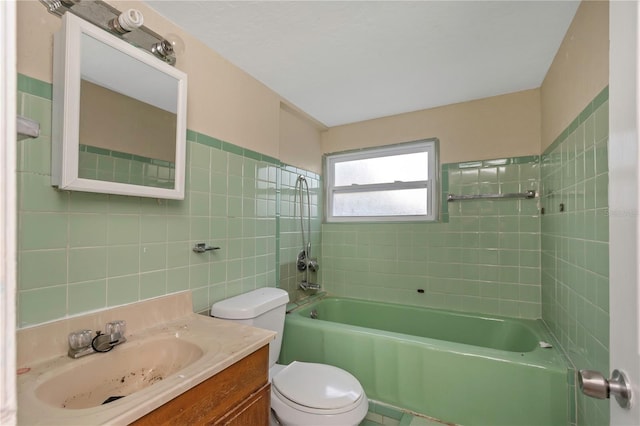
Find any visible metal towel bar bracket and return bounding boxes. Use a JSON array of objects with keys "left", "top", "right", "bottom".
[
  {"left": 193, "top": 243, "right": 220, "bottom": 253},
  {"left": 447, "top": 190, "right": 536, "bottom": 202}
]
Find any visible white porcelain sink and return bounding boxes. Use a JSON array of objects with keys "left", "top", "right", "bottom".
[{"left": 35, "top": 338, "right": 205, "bottom": 409}]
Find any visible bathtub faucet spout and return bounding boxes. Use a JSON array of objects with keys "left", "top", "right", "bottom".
[{"left": 300, "top": 280, "right": 321, "bottom": 291}]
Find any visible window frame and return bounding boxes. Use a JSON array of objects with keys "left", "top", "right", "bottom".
[{"left": 324, "top": 138, "right": 439, "bottom": 223}]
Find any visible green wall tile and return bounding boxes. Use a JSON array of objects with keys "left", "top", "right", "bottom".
[
  {"left": 107, "top": 275, "right": 140, "bottom": 307},
  {"left": 140, "top": 215, "right": 168, "bottom": 243},
  {"left": 189, "top": 263, "right": 210, "bottom": 288},
  {"left": 140, "top": 270, "right": 167, "bottom": 299},
  {"left": 69, "top": 214, "right": 107, "bottom": 247},
  {"left": 190, "top": 216, "right": 210, "bottom": 240},
  {"left": 20, "top": 173, "right": 68, "bottom": 212},
  {"left": 211, "top": 150, "right": 228, "bottom": 174},
  {"left": 18, "top": 137, "right": 51, "bottom": 175},
  {"left": 19, "top": 286, "right": 66, "bottom": 326},
  {"left": 68, "top": 191, "right": 109, "bottom": 213},
  {"left": 167, "top": 267, "right": 189, "bottom": 293},
  {"left": 108, "top": 245, "right": 140, "bottom": 277},
  {"left": 68, "top": 247, "right": 107, "bottom": 283},
  {"left": 167, "top": 216, "right": 189, "bottom": 241},
  {"left": 167, "top": 242, "right": 190, "bottom": 268},
  {"left": 190, "top": 166, "right": 210, "bottom": 193},
  {"left": 68, "top": 279, "right": 106, "bottom": 315},
  {"left": 107, "top": 215, "right": 140, "bottom": 245},
  {"left": 189, "top": 142, "right": 211, "bottom": 169},
  {"left": 20, "top": 212, "right": 67, "bottom": 250},
  {"left": 139, "top": 243, "right": 167, "bottom": 272},
  {"left": 19, "top": 249, "right": 68, "bottom": 290}
]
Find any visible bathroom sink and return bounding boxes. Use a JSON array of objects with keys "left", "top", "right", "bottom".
[{"left": 35, "top": 338, "right": 205, "bottom": 409}]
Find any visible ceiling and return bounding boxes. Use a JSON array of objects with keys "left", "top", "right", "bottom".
[{"left": 144, "top": 1, "right": 580, "bottom": 127}]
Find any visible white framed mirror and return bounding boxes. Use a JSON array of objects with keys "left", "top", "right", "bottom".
[{"left": 52, "top": 13, "right": 187, "bottom": 199}]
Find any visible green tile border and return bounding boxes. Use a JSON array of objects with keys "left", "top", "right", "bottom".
[
  {"left": 186, "top": 129, "right": 198, "bottom": 142},
  {"left": 17, "top": 74, "right": 52, "bottom": 100},
  {"left": 545, "top": 85, "right": 609, "bottom": 156},
  {"left": 196, "top": 133, "right": 222, "bottom": 149}
]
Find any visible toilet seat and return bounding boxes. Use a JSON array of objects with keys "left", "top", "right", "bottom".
[{"left": 273, "top": 361, "right": 364, "bottom": 413}]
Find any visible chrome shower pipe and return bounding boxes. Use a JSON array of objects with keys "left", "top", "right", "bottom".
[
  {"left": 295, "top": 175, "right": 319, "bottom": 290},
  {"left": 295, "top": 175, "right": 311, "bottom": 260}
]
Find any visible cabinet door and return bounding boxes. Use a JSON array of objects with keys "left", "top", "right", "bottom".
[
  {"left": 131, "top": 345, "right": 269, "bottom": 426},
  {"left": 215, "top": 383, "right": 270, "bottom": 426}
]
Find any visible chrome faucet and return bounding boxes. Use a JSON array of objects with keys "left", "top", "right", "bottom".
[
  {"left": 68, "top": 320, "right": 127, "bottom": 359},
  {"left": 299, "top": 280, "right": 321, "bottom": 291},
  {"left": 297, "top": 247, "right": 320, "bottom": 291}
]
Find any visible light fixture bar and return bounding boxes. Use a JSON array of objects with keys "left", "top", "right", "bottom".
[{"left": 39, "top": 0, "right": 177, "bottom": 65}]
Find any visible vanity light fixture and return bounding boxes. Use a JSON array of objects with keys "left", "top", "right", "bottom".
[{"left": 39, "top": 0, "right": 182, "bottom": 66}]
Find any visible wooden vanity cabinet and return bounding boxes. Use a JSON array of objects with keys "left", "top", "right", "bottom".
[{"left": 131, "top": 345, "right": 270, "bottom": 426}]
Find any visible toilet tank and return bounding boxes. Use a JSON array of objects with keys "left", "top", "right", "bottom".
[{"left": 211, "top": 288, "right": 289, "bottom": 367}]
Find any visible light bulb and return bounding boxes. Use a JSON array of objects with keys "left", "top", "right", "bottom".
[
  {"left": 164, "top": 33, "right": 185, "bottom": 56},
  {"left": 119, "top": 9, "right": 144, "bottom": 31},
  {"left": 109, "top": 9, "right": 144, "bottom": 34}
]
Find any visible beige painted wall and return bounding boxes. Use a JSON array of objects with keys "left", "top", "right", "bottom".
[
  {"left": 321, "top": 89, "right": 541, "bottom": 164},
  {"left": 16, "top": 0, "right": 322, "bottom": 166},
  {"left": 540, "top": 0, "right": 609, "bottom": 151},
  {"left": 279, "top": 103, "right": 323, "bottom": 173}
]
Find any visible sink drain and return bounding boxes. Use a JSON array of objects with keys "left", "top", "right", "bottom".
[{"left": 102, "top": 396, "right": 125, "bottom": 405}]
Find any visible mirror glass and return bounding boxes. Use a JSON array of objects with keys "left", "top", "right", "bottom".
[{"left": 52, "top": 14, "right": 187, "bottom": 199}]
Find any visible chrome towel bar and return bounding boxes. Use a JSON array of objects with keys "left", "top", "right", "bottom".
[{"left": 447, "top": 190, "right": 536, "bottom": 202}]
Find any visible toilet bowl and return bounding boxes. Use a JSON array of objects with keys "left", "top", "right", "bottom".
[
  {"left": 270, "top": 362, "right": 368, "bottom": 426},
  {"left": 211, "top": 288, "right": 368, "bottom": 426}
]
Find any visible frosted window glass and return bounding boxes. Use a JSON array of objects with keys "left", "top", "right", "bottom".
[
  {"left": 334, "top": 152, "right": 428, "bottom": 186},
  {"left": 325, "top": 138, "right": 438, "bottom": 222},
  {"left": 333, "top": 189, "right": 428, "bottom": 216}
]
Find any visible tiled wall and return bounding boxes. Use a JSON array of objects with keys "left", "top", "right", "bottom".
[
  {"left": 540, "top": 87, "right": 609, "bottom": 426},
  {"left": 277, "top": 167, "right": 323, "bottom": 301},
  {"left": 322, "top": 156, "right": 541, "bottom": 319},
  {"left": 17, "top": 74, "right": 285, "bottom": 327}
]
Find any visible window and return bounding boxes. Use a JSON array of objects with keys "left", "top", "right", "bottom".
[{"left": 325, "top": 139, "right": 439, "bottom": 222}]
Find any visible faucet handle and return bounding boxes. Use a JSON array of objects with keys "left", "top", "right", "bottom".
[
  {"left": 105, "top": 320, "right": 126, "bottom": 336},
  {"left": 68, "top": 329, "right": 93, "bottom": 350}
]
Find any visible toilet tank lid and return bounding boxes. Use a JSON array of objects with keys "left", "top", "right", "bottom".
[{"left": 210, "top": 288, "right": 289, "bottom": 319}]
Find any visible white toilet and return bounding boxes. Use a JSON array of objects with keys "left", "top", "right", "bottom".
[{"left": 211, "top": 288, "right": 368, "bottom": 426}]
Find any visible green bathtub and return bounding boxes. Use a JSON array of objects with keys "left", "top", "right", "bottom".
[{"left": 279, "top": 297, "right": 570, "bottom": 426}]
